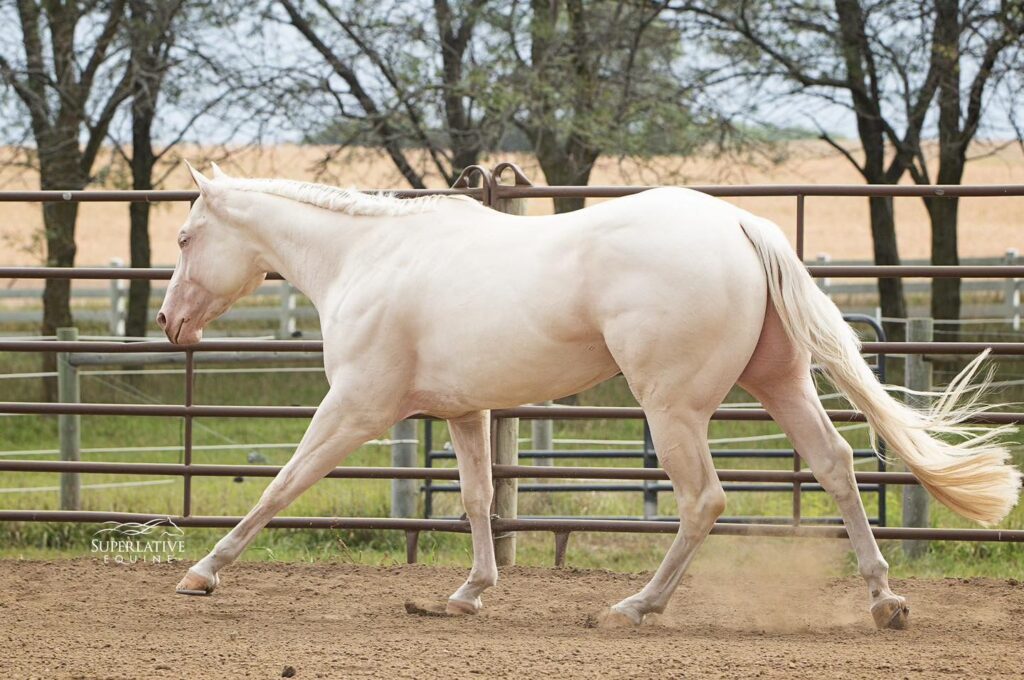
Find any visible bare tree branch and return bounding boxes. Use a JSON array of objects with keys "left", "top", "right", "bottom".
[{"left": 278, "top": 0, "right": 427, "bottom": 188}]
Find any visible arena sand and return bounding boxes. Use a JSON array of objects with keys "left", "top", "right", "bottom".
[{"left": 3, "top": 540, "right": 1023, "bottom": 678}]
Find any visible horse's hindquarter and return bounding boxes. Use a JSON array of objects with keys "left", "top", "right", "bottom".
[
  {"left": 400, "top": 189, "right": 767, "bottom": 416},
  {"left": 589, "top": 190, "right": 767, "bottom": 412}
]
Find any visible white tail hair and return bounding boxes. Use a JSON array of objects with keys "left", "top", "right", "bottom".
[{"left": 738, "top": 210, "right": 1021, "bottom": 526}]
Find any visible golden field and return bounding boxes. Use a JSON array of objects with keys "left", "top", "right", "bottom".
[{"left": 0, "top": 141, "right": 1021, "bottom": 272}]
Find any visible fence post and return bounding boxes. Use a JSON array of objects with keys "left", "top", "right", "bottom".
[
  {"left": 531, "top": 401, "right": 553, "bottom": 466},
  {"left": 390, "top": 419, "right": 418, "bottom": 518},
  {"left": 491, "top": 169, "right": 526, "bottom": 566},
  {"left": 902, "top": 318, "right": 932, "bottom": 558},
  {"left": 493, "top": 414, "right": 519, "bottom": 566},
  {"left": 277, "top": 280, "right": 297, "bottom": 339},
  {"left": 815, "top": 253, "right": 832, "bottom": 300},
  {"left": 57, "top": 327, "right": 81, "bottom": 510},
  {"left": 108, "top": 258, "right": 127, "bottom": 336},
  {"left": 1006, "top": 249, "right": 1020, "bottom": 332}
]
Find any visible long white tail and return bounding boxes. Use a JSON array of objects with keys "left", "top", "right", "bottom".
[{"left": 738, "top": 210, "right": 1021, "bottom": 526}]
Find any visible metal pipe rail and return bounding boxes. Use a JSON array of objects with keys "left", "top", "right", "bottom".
[
  {"left": 3, "top": 265, "right": 1024, "bottom": 280},
  {"left": 2, "top": 338, "right": 1023, "bottom": 357},
  {"left": 431, "top": 448, "right": 881, "bottom": 459},
  {"left": 0, "top": 460, "right": 921, "bottom": 485},
  {"left": 2, "top": 182, "right": 1020, "bottom": 205},
  {"left": 1, "top": 401, "right": 1021, "bottom": 425},
  {"left": 0, "top": 188, "right": 478, "bottom": 203},
  {"left": 0, "top": 510, "right": 1020, "bottom": 543},
  {"left": 497, "top": 184, "right": 1024, "bottom": 199}
]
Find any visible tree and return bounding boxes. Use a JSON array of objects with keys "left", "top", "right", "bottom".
[
  {"left": 678, "top": 1, "right": 943, "bottom": 339},
  {"left": 273, "top": 1, "right": 723, "bottom": 214},
  {"left": 275, "top": 0, "right": 497, "bottom": 187},
  {"left": 121, "top": 0, "right": 185, "bottom": 338},
  {"left": 899, "top": 1, "right": 1024, "bottom": 332},
  {"left": 502, "top": 0, "right": 694, "bottom": 213},
  {"left": 679, "top": 1, "right": 1024, "bottom": 338},
  {"left": 0, "top": 0, "right": 131, "bottom": 394},
  {"left": 115, "top": 0, "right": 239, "bottom": 337}
]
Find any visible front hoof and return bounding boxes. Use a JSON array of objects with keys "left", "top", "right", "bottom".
[
  {"left": 594, "top": 607, "right": 643, "bottom": 629},
  {"left": 871, "top": 595, "right": 909, "bottom": 630},
  {"left": 175, "top": 568, "right": 218, "bottom": 596},
  {"left": 445, "top": 596, "right": 481, "bottom": 616}
]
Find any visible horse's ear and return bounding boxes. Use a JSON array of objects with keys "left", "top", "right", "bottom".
[
  {"left": 184, "top": 160, "right": 212, "bottom": 193},
  {"left": 210, "top": 162, "right": 229, "bottom": 180}
]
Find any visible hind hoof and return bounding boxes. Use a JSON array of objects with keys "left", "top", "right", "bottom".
[
  {"left": 871, "top": 595, "right": 909, "bottom": 629},
  {"left": 176, "top": 568, "right": 218, "bottom": 596}
]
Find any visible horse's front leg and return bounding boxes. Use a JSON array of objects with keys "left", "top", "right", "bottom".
[
  {"left": 445, "top": 410, "right": 498, "bottom": 614},
  {"left": 175, "top": 385, "right": 395, "bottom": 595}
]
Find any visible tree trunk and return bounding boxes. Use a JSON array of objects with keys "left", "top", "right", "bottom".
[
  {"left": 126, "top": 202, "right": 152, "bottom": 337},
  {"left": 868, "top": 196, "right": 907, "bottom": 342},
  {"left": 834, "top": 0, "right": 908, "bottom": 342},
  {"left": 39, "top": 151, "right": 85, "bottom": 400},
  {"left": 126, "top": 73, "right": 157, "bottom": 338},
  {"left": 927, "top": 196, "right": 960, "bottom": 332},
  {"left": 551, "top": 196, "right": 585, "bottom": 214},
  {"left": 41, "top": 201, "right": 78, "bottom": 335},
  {"left": 927, "top": 0, "right": 963, "bottom": 341},
  {"left": 535, "top": 145, "right": 597, "bottom": 214},
  {"left": 536, "top": 156, "right": 587, "bottom": 213}
]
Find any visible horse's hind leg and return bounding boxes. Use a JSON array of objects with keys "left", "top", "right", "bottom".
[
  {"left": 601, "top": 410, "right": 725, "bottom": 627},
  {"left": 739, "top": 312, "right": 908, "bottom": 629}
]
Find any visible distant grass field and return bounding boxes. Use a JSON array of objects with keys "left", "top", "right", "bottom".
[
  {"left": 1, "top": 315, "right": 1021, "bottom": 579},
  {"left": 1, "top": 141, "right": 1023, "bottom": 273}
]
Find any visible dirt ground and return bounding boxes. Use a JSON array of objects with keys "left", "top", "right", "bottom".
[{"left": 2, "top": 559, "right": 1023, "bottom": 679}]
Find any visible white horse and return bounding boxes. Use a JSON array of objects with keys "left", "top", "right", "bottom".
[{"left": 160, "top": 163, "right": 1020, "bottom": 629}]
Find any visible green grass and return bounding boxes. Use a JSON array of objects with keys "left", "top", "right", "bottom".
[{"left": 0, "top": 319, "right": 1022, "bottom": 579}]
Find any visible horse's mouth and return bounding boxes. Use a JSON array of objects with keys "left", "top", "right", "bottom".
[
  {"left": 172, "top": 317, "right": 186, "bottom": 344},
  {"left": 167, "top": 315, "right": 202, "bottom": 345}
]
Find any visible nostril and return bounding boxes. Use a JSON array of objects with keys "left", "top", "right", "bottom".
[{"left": 156, "top": 312, "right": 167, "bottom": 328}]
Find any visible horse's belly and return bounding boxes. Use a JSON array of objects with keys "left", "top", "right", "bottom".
[{"left": 408, "top": 340, "right": 619, "bottom": 418}]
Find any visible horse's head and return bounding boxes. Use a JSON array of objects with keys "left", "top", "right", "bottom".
[{"left": 156, "top": 162, "right": 267, "bottom": 345}]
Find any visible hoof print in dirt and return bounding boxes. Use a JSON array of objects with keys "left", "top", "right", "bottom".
[{"left": 404, "top": 600, "right": 451, "bottom": 617}]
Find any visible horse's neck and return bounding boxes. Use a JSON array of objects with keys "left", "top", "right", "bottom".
[
  {"left": 237, "top": 193, "right": 485, "bottom": 309},
  {"left": 243, "top": 201, "right": 362, "bottom": 310}
]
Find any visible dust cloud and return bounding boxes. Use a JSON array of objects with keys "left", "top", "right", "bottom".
[{"left": 677, "top": 535, "right": 865, "bottom": 633}]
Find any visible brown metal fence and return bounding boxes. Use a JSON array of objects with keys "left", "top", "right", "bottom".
[{"left": 2, "top": 163, "right": 1024, "bottom": 561}]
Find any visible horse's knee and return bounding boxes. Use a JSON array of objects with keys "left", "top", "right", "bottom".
[{"left": 462, "top": 493, "right": 492, "bottom": 518}]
